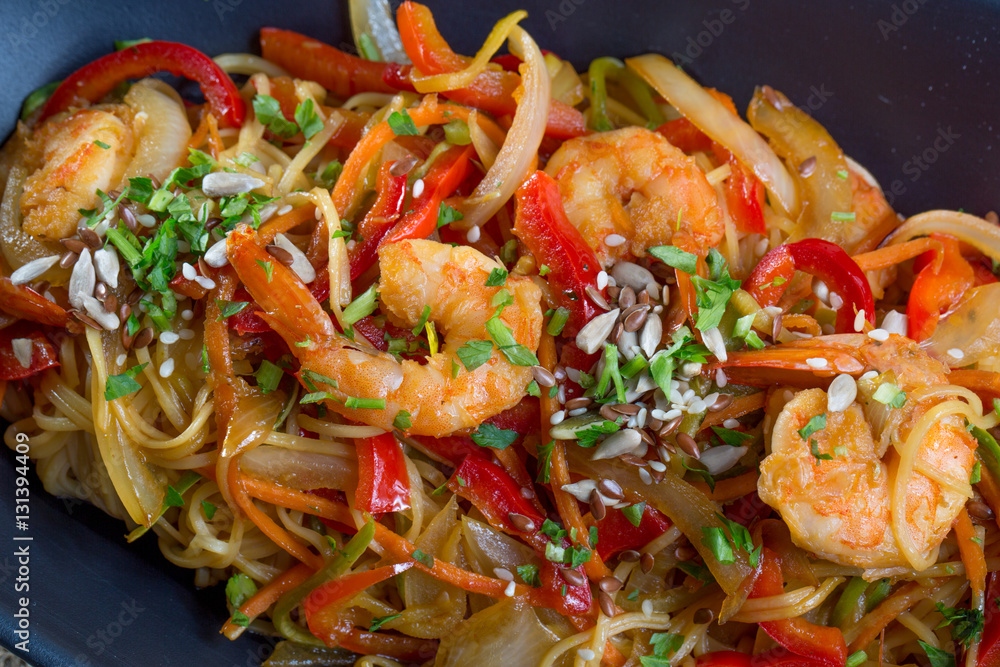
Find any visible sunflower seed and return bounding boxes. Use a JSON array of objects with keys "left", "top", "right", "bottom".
[
  {"left": 11, "top": 338, "right": 33, "bottom": 368},
  {"left": 80, "top": 295, "right": 120, "bottom": 330},
  {"left": 93, "top": 247, "right": 120, "bottom": 289},
  {"left": 201, "top": 171, "right": 265, "bottom": 197},
  {"left": 701, "top": 445, "right": 747, "bottom": 476},
  {"left": 273, "top": 233, "right": 316, "bottom": 284},
  {"left": 592, "top": 429, "right": 643, "bottom": 460},
  {"left": 575, "top": 308, "right": 621, "bottom": 354},
  {"left": 610, "top": 261, "right": 656, "bottom": 294},
  {"left": 561, "top": 479, "right": 599, "bottom": 502},
  {"left": 639, "top": 313, "right": 662, "bottom": 357},
  {"left": 10, "top": 255, "right": 61, "bottom": 285},
  {"left": 204, "top": 238, "right": 230, "bottom": 268},
  {"left": 68, "top": 248, "right": 96, "bottom": 309}
]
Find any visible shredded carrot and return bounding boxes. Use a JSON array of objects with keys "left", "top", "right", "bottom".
[
  {"left": 258, "top": 205, "right": 319, "bottom": 245},
  {"left": 781, "top": 313, "right": 822, "bottom": 337},
  {"left": 188, "top": 111, "right": 211, "bottom": 151},
  {"left": 539, "top": 331, "right": 613, "bottom": 581},
  {"left": 690, "top": 469, "right": 759, "bottom": 502},
  {"left": 221, "top": 561, "right": 313, "bottom": 639},
  {"left": 848, "top": 580, "right": 938, "bottom": 652},
  {"left": 852, "top": 237, "right": 941, "bottom": 272},
  {"left": 700, "top": 393, "right": 766, "bottom": 430},
  {"left": 231, "top": 466, "right": 323, "bottom": 569},
  {"left": 975, "top": 466, "right": 1000, "bottom": 534},
  {"left": 243, "top": 476, "right": 355, "bottom": 525},
  {"left": 954, "top": 507, "right": 987, "bottom": 596},
  {"left": 206, "top": 112, "right": 224, "bottom": 159}
]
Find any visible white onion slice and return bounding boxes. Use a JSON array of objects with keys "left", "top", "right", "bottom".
[
  {"left": 456, "top": 25, "right": 549, "bottom": 231},
  {"left": 886, "top": 209, "right": 1000, "bottom": 263},
  {"left": 626, "top": 54, "right": 800, "bottom": 217},
  {"left": 349, "top": 0, "right": 410, "bottom": 64},
  {"left": 124, "top": 79, "right": 192, "bottom": 183}
]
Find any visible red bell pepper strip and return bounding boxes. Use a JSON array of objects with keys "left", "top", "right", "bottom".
[
  {"left": 745, "top": 238, "right": 875, "bottom": 334},
  {"left": 303, "top": 561, "right": 436, "bottom": 660},
  {"left": 349, "top": 161, "right": 410, "bottom": 280},
  {"left": 39, "top": 41, "right": 245, "bottom": 127},
  {"left": 396, "top": 1, "right": 586, "bottom": 140},
  {"left": 0, "top": 277, "right": 69, "bottom": 327},
  {"left": 696, "top": 649, "right": 838, "bottom": 667},
  {"left": 513, "top": 171, "right": 607, "bottom": 337},
  {"left": 657, "top": 118, "right": 714, "bottom": 153},
  {"left": 907, "top": 233, "right": 975, "bottom": 342},
  {"left": 412, "top": 434, "right": 489, "bottom": 466},
  {"left": 695, "top": 652, "right": 752, "bottom": 667},
  {"left": 978, "top": 572, "right": 1000, "bottom": 666},
  {"left": 595, "top": 503, "right": 672, "bottom": 561},
  {"left": 355, "top": 433, "right": 411, "bottom": 514},
  {"left": 259, "top": 28, "right": 408, "bottom": 99},
  {"left": 751, "top": 547, "right": 847, "bottom": 667},
  {"left": 531, "top": 559, "right": 592, "bottom": 616},
  {"left": 0, "top": 323, "right": 59, "bottom": 381},
  {"left": 484, "top": 396, "right": 540, "bottom": 435}
]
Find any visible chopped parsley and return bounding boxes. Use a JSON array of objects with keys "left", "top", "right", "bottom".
[
  {"left": 252, "top": 94, "right": 298, "bottom": 138},
  {"left": 230, "top": 610, "right": 250, "bottom": 627},
  {"left": 536, "top": 440, "right": 554, "bottom": 483},
  {"left": 798, "top": 414, "right": 827, "bottom": 440},
  {"left": 226, "top": 573, "right": 257, "bottom": 609},
  {"left": 368, "top": 613, "right": 401, "bottom": 631},
  {"left": 411, "top": 549, "right": 434, "bottom": 568},
  {"left": 485, "top": 267, "right": 508, "bottom": 287},
  {"left": 104, "top": 363, "right": 148, "bottom": 401},
  {"left": 935, "top": 602, "right": 984, "bottom": 648},
  {"left": 710, "top": 426, "right": 753, "bottom": 447},
  {"left": 836, "top": 169, "right": 850, "bottom": 180},
  {"left": 294, "top": 98, "right": 324, "bottom": 140},
  {"left": 621, "top": 502, "right": 646, "bottom": 528},
  {"left": 393, "top": 410, "right": 412, "bottom": 430},
  {"left": 594, "top": 342, "right": 626, "bottom": 403},
  {"left": 690, "top": 249, "right": 741, "bottom": 332},
  {"left": 732, "top": 313, "right": 765, "bottom": 349},
  {"left": 701, "top": 513, "right": 761, "bottom": 567},
  {"left": 485, "top": 316, "right": 539, "bottom": 366},
  {"left": 437, "top": 202, "right": 463, "bottom": 228},
  {"left": 648, "top": 245, "right": 698, "bottom": 275},
  {"left": 215, "top": 299, "right": 250, "bottom": 320},
  {"left": 810, "top": 438, "right": 832, "bottom": 464},
  {"left": 471, "top": 423, "right": 518, "bottom": 450},
  {"left": 255, "top": 259, "right": 273, "bottom": 283},
  {"left": 387, "top": 109, "right": 419, "bottom": 136},
  {"left": 456, "top": 339, "right": 494, "bottom": 371},
  {"left": 544, "top": 541, "right": 591, "bottom": 568},
  {"left": 516, "top": 564, "right": 540, "bottom": 587},
  {"left": 576, "top": 420, "right": 622, "bottom": 448},
  {"left": 526, "top": 380, "right": 541, "bottom": 397},
  {"left": 919, "top": 641, "right": 955, "bottom": 667},
  {"left": 640, "top": 633, "right": 684, "bottom": 666},
  {"left": 317, "top": 160, "right": 343, "bottom": 188},
  {"left": 201, "top": 500, "right": 217, "bottom": 520}
]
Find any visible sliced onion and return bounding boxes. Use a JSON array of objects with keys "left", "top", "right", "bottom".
[
  {"left": 626, "top": 54, "right": 799, "bottom": 218},
  {"left": 409, "top": 11, "right": 526, "bottom": 93},
  {"left": 923, "top": 283, "right": 1000, "bottom": 368},
  {"left": 886, "top": 209, "right": 1000, "bottom": 264},
  {"left": 214, "top": 53, "right": 290, "bottom": 77},
  {"left": 0, "top": 159, "right": 63, "bottom": 271},
  {"left": 434, "top": 599, "right": 560, "bottom": 667},
  {"left": 87, "top": 327, "right": 167, "bottom": 526},
  {"left": 216, "top": 388, "right": 283, "bottom": 509},
  {"left": 239, "top": 444, "right": 357, "bottom": 491},
  {"left": 456, "top": 25, "right": 549, "bottom": 231},
  {"left": 124, "top": 79, "right": 192, "bottom": 183},
  {"left": 349, "top": 0, "right": 410, "bottom": 64},
  {"left": 564, "top": 446, "right": 754, "bottom": 621},
  {"left": 461, "top": 515, "right": 539, "bottom": 575}
]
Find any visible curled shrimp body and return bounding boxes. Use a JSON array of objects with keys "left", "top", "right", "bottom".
[
  {"left": 228, "top": 229, "right": 543, "bottom": 437},
  {"left": 19, "top": 106, "right": 135, "bottom": 241},
  {"left": 544, "top": 126, "right": 724, "bottom": 266},
  {"left": 745, "top": 334, "right": 979, "bottom": 570}
]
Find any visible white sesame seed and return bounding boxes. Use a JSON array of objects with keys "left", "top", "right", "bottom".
[
  {"left": 596, "top": 270, "right": 609, "bottom": 290},
  {"left": 179, "top": 328, "right": 196, "bottom": 340},
  {"left": 639, "top": 468, "right": 653, "bottom": 485},
  {"left": 723, "top": 418, "right": 740, "bottom": 429},
  {"left": 412, "top": 178, "right": 425, "bottom": 198},
  {"left": 636, "top": 407, "right": 647, "bottom": 428},
  {"left": 854, "top": 310, "right": 866, "bottom": 332},
  {"left": 504, "top": 580, "right": 516, "bottom": 597},
  {"left": 550, "top": 410, "right": 566, "bottom": 425},
  {"left": 557, "top": 385, "right": 566, "bottom": 404},
  {"left": 136, "top": 213, "right": 157, "bottom": 228},
  {"left": 829, "top": 292, "right": 844, "bottom": 310},
  {"left": 116, "top": 353, "right": 127, "bottom": 366},
  {"left": 195, "top": 275, "right": 217, "bottom": 290},
  {"left": 181, "top": 309, "right": 195, "bottom": 321},
  {"left": 806, "top": 357, "right": 828, "bottom": 369},
  {"left": 947, "top": 348, "right": 965, "bottom": 360},
  {"left": 346, "top": 239, "right": 356, "bottom": 251},
  {"left": 182, "top": 262, "right": 197, "bottom": 280},
  {"left": 715, "top": 368, "right": 728, "bottom": 388},
  {"left": 493, "top": 567, "right": 514, "bottom": 581},
  {"left": 682, "top": 389, "right": 695, "bottom": 402},
  {"left": 665, "top": 408, "right": 682, "bottom": 420},
  {"left": 813, "top": 280, "right": 829, "bottom": 302},
  {"left": 568, "top": 407, "right": 588, "bottom": 417},
  {"left": 642, "top": 599, "right": 654, "bottom": 617},
  {"left": 160, "top": 331, "right": 180, "bottom": 345},
  {"left": 860, "top": 370, "right": 878, "bottom": 381},
  {"left": 604, "top": 233, "right": 627, "bottom": 247},
  {"left": 159, "top": 358, "right": 175, "bottom": 378},
  {"left": 466, "top": 225, "right": 481, "bottom": 243},
  {"left": 577, "top": 649, "right": 596, "bottom": 662},
  {"left": 702, "top": 326, "right": 728, "bottom": 362},
  {"left": 277, "top": 204, "right": 292, "bottom": 216},
  {"left": 648, "top": 460, "right": 666, "bottom": 472},
  {"left": 827, "top": 373, "right": 858, "bottom": 413},
  {"left": 554, "top": 366, "right": 568, "bottom": 381},
  {"left": 763, "top": 305, "right": 783, "bottom": 318},
  {"left": 651, "top": 409, "right": 669, "bottom": 421},
  {"left": 868, "top": 328, "right": 890, "bottom": 342},
  {"left": 703, "top": 392, "right": 719, "bottom": 406},
  {"left": 688, "top": 399, "right": 707, "bottom": 414}
]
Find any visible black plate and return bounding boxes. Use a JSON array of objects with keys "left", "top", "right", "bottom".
[{"left": 1, "top": 1, "right": 998, "bottom": 665}]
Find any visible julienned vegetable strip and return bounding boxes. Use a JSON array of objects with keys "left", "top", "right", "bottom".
[
  {"left": 39, "top": 41, "right": 245, "bottom": 127},
  {"left": 851, "top": 236, "right": 941, "bottom": 272},
  {"left": 222, "top": 562, "right": 313, "bottom": 639},
  {"left": 954, "top": 507, "right": 987, "bottom": 596}
]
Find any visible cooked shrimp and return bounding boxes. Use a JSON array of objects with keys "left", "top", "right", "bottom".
[
  {"left": 544, "top": 126, "right": 724, "bottom": 266},
  {"left": 19, "top": 106, "right": 135, "bottom": 241},
  {"left": 228, "top": 228, "right": 543, "bottom": 437},
  {"left": 751, "top": 334, "right": 978, "bottom": 569}
]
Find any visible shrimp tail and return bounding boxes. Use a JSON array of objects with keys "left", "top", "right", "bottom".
[{"left": 227, "top": 226, "right": 337, "bottom": 347}]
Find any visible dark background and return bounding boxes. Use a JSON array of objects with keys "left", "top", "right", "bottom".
[{"left": 1, "top": 0, "right": 999, "bottom": 665}]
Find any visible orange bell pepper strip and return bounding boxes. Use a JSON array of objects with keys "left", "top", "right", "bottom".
[{"left": 906, "top": 233, "right": 975, "bottom": 341}]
